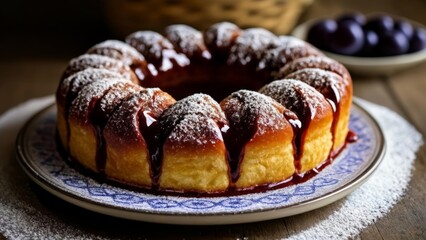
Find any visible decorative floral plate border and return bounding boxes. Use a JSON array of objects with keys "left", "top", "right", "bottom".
[{"left": 16, "top": 100, "right": 385, "bottom": 225}]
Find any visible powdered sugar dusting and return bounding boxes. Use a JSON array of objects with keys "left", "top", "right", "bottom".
[
  {"left": 104, "top": 91, "right": 147, "bottom": 141},
  {"left": 280, "top": 56, "right": 351, "bottom": 84},
  {"left": 87, "top": 40, "right": 146, "bottom": 67},
  {"left": 160, "top": 94, "right": 226, "bottom": 145},
  {"left": 58, "top": 68, "right": 124, "bottom": 102},
  {"left": 104, "top": 88, "right": 175, "bottom": 140},
  {"left": 221, "top": 90, "right": 286, "bottom": 136},
  {"left": 277, "top": 36, "right": 321, "bottom": 59},
  {"left": 279, "top": 36, "right": 311, "bottom": 48},
  {"left": 126, "top": 31, "right": 174, "bottom": 60},
  {"left": 161, "top": 94, "right": 225, "bottom": 125},
  {"left": 204, "top": 22, "right": 241, "bottom": 49},
  {"left": 63, "top": 54, "right": 134, "bottom": 81},
  {"left": 145, "top": 88, "right": 177, "bottom": 117},
  {"left": 69, "top": 79, "right": 127, "bottom": 122},
  {"left": 259, "top": 79, "right": 328, "bottom": 120},
  {"left": 286, "top": 68, "right": 345, "bottom": 95},
  {"left": 126, "top": 30, "right": 190, "bottom": 70},
  {"left": 285, "top": 69, "right": 347, "bottom": 114},
  {"left": 98, "top": 82, "right": 142, "bottom": 120},
  {"left": 167, "top": 114, "right": 223, "bottom": 147},
  {"left": 228, "top": 28, "right": 279, "bottom": 65},
  {"left": 165, "top": 24, "right": 211, "bottom": 59},
  {"left": 262, "top": 37, "right": 323, "bottom": 78}
]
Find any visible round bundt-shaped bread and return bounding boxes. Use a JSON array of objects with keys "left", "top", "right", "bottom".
[{"left": 56, "top": 22, "right": 354, "bottom": 195}]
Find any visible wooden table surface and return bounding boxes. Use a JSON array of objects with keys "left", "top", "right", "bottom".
[{"left": 0, "top": 0, "right": 425, "bottom": 239}]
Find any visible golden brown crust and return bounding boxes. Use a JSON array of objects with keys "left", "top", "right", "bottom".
[
  {"left": 56, "top": 69, "right": 125, "bottom": 149},
  {"left": 259, "top": 79, "right": 334, "bottom": 173},
  {"left": 68, "top": 79, "right": 129, "bottom": 171},
  {"left": 284, "top": 68, "right": 352, "bottom": 151},
  {"left": 156, "top": 94, "right": 229, "bottom": 191},
  {"left": 220, "top": 90, "right": 295, "bottom": 188},
  {"left": 103, "top": 88, "right": 176, "bottom": 187}
]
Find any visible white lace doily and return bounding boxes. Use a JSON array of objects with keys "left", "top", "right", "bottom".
[{"left": 0, "top": 96, "right": 422, "bottom": 239}]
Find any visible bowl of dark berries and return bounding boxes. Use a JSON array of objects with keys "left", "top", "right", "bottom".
[{"left": 293, "top": 12, "right": 426, "bottom": 76}]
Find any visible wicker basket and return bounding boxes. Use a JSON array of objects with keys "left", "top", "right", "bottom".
[{"left": 104, "top": 0, "right": 313, "bottom": 37}]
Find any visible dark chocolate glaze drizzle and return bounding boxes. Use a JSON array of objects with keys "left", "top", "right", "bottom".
[
  {"left": 282, "top": 110, "right": 303, "bottom": 169},
  {"left": 91, "top": 90, "right": 113, "bottom": 175},
  {"left": 62, "top": 80, "right": 76, "bottom": 151},
  {"left": 91, "top": 88, "right": 136, "bottom": 175},
  {"left": 286, "top": 88, "right": 312, "bottom": 172},
  {"left": 311, "top": 82, "right": 341, "bottom": 157},
  {"left": 59, "top": 77, "right": 88, "bottom": 151},
  {"left": 285, "top": 70, "right": 344, "bottom": 160},
  {"left": 222, "top": 112, "right": 259, "bottom": 183},
  {"left": 138, "top": 110, "right": 170, "bottom": 189}
]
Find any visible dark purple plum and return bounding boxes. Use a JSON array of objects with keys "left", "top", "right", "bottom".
[
  {"left": 394, "top": 20, "right": 414, "bottom": 39},
  {"left": 328, "top": 20, "right": 364, "bottom": 55},
  {"left": 365, "top": 15, "right": 394, "bottom": 33},
  {"left": 359, "top": 30, "right": 379, "bottom": 56},
  {"left": 377, "top": 30, "right": 409, "bottom": 56},
  {"left": 409, "top": 28, "right": 426, "bottom": 52},
  {"left": 307, "top": 12, "right": 426, "bottom": 56},
  {"left": 307, "top": 19, "right": 337, "bottom": 50},
  {"left": 336, "top": 12, "right": 366, "bottom": 25}
]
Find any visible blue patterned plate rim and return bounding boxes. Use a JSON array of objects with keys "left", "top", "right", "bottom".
[{"left": 16, "top": 98, "right": 385, "bottom": 225}]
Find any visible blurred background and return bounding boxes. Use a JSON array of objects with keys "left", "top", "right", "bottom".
[
  {"left": 1, "top": 1, "right": 425, "bottom": 238},
  {"left": 2, "top": 0, "right": 426, "bottom": 58},
  {"left": 1, "top": 0, "right": 426, "bottom": 113}
]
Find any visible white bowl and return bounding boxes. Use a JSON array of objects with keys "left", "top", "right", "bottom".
[{"left": 292, "top": 18, "right": 426, "bottom": 76}]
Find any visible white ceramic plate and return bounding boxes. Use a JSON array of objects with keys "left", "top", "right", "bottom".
[
  {"left": 292, "top": 18, "right": 426, "bottom": 76},
  {"left": 16, "top": 100, "right": 385, "bottom": 225}
]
